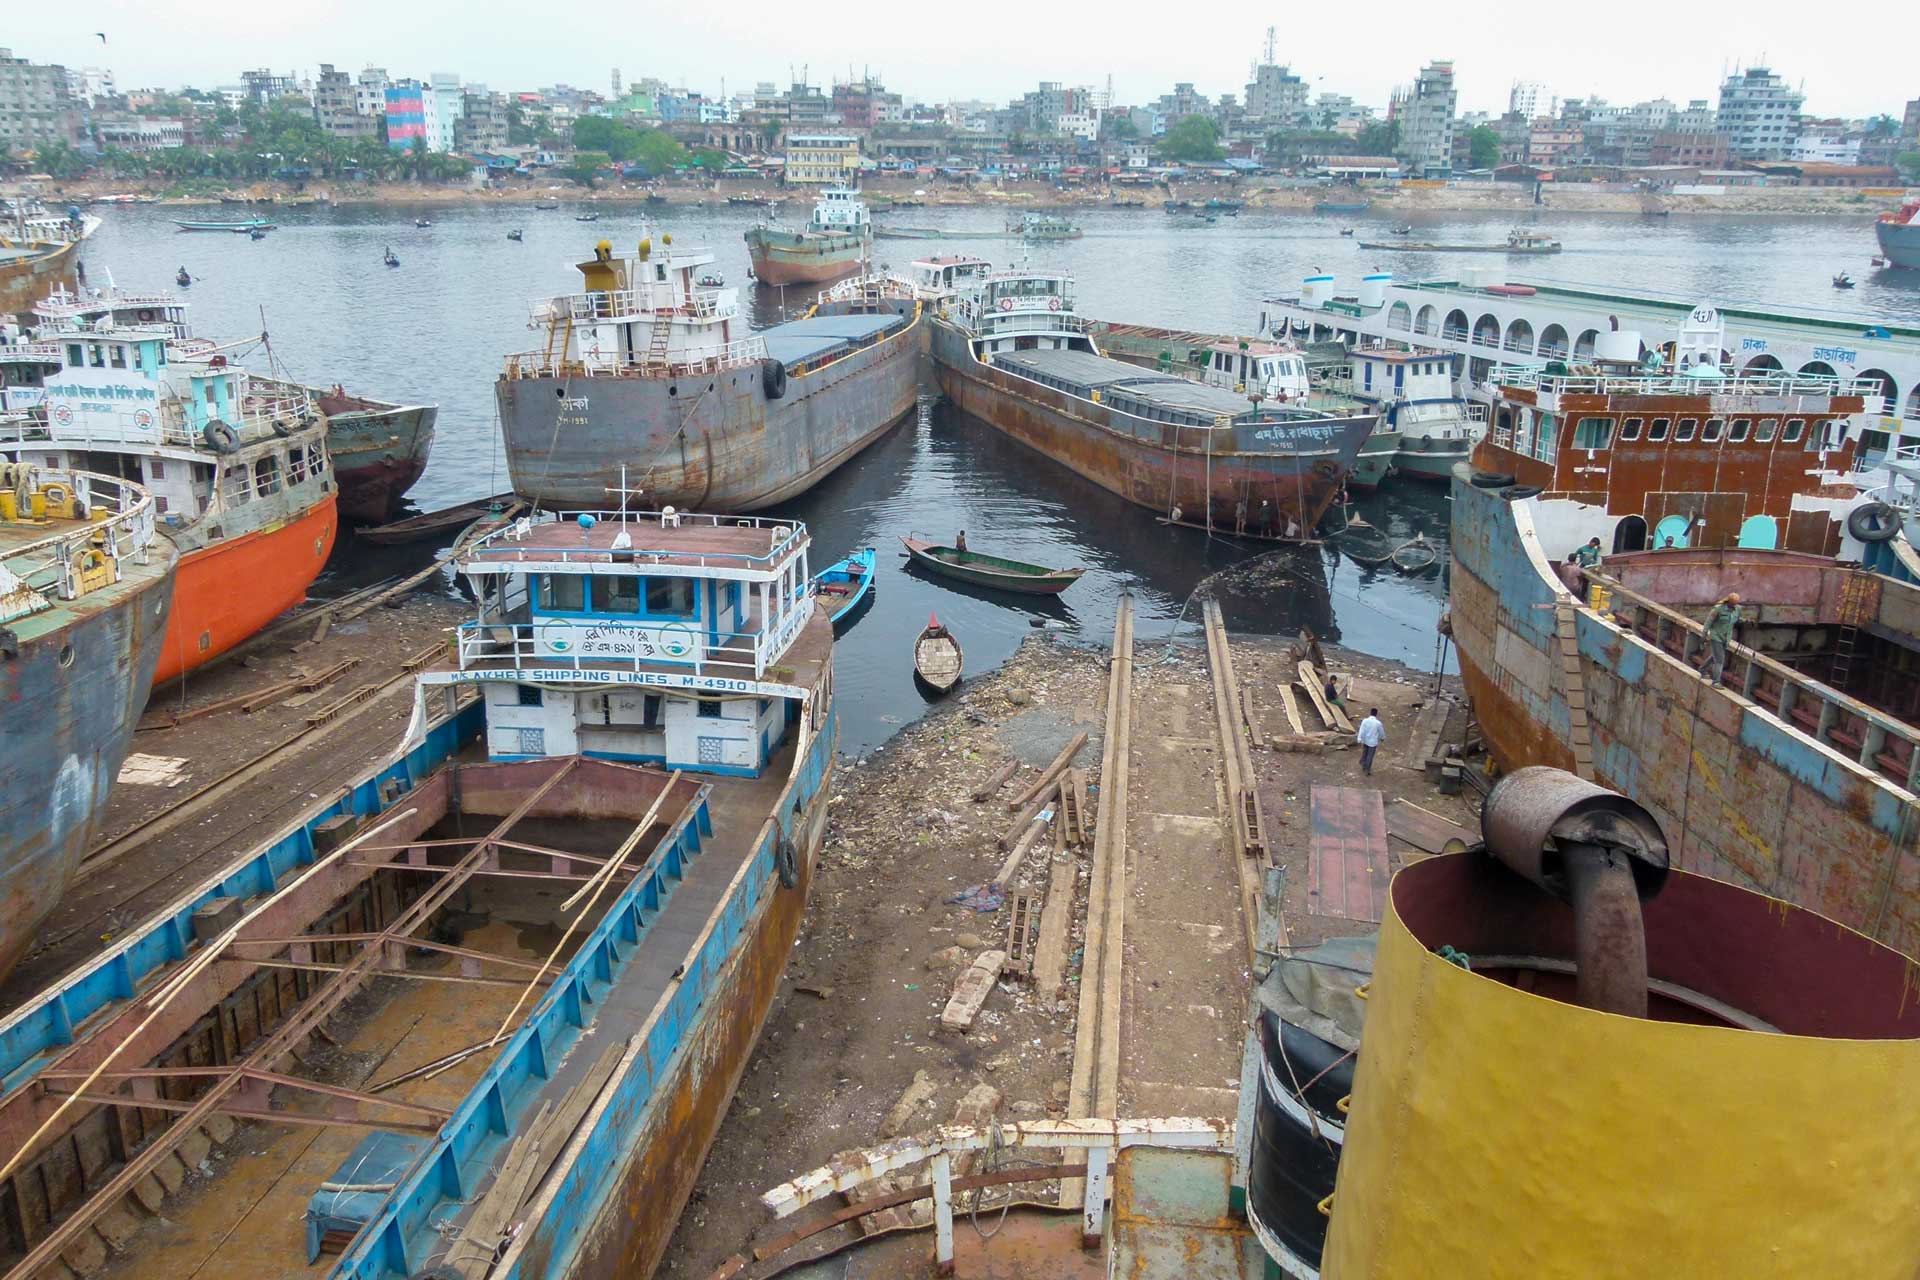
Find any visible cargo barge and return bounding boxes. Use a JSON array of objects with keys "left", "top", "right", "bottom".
[
  {"left": 0, "top": 464, "right": 175, "bottom": 982},
  {"left": 744, "top": 188, "right": 870, "bottom": 287},
  {"left": 0, "top": 204, "right": 98, "bottom": 318},
  {"left": 0, "top": 507, "right": 835, "bottom": 1279},
  {"left": 929, "top": 266, "right": 1379, "bottom": 538},
  {"left": 499, "top": 234, "right": 920, "bottom": 510},
  {"left": 1446, "top": 314, "right": 1920, "bottom": 959}
]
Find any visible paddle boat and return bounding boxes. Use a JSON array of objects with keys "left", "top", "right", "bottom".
[{"left": 913, "top": 613, "right": 964, "bottom": 693}]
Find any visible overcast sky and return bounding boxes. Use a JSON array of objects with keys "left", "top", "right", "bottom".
[{"left": 10, "top": 0, "right": 1905, "bottom": 120}]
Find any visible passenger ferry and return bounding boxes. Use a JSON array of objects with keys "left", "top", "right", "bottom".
[
  {"left": 1447, "top": 309, "right": 1920, "bottom": 967},
  {"left": 1258, "top": 271, "right": 1920, "bottom": 456},
  {"left": 744, "top": 188, "right": 871, "bottom": 287},
  {"left": 1008, "top": 210, "right": 1082, "bottom": 240},
  {"left": 0, "top": 316, "right": 335, "bottom": 681},
  {"left": 0, "top": 506, "right": 834, "bottom": 1279},
  {"left": 499, "top": 232, "right": 920, "bottom": 511},
  {"left": 929, "top": 266, "right": 1379, "bottom": 538}
]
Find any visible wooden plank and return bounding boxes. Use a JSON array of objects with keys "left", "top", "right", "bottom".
[
  {"left": 1384, "top": 798, "right": 1475, "bottom": 856},
  {"left": 992, "top": 797, "right": 1053, "bottom": 888},
  {"left": 1005, "top": 731, "right": 1090, "bottom": 812},
  {"left": 1298, "top": 662, "right": 1354, "bottom": 733},
  {"left": 1069, "top": 768, "right": 1090, "bottom": 845},
  {"left": 1030, "top": 854, "right": 1077, "bottom": 996},
  {"left": 1276, "top": 684, "right": 1306, "bottom": 735},
  {"left": 1307, "top": 785, "right": 1389, "bottom": 923},
  {"left": 450, "top": 1100, "right": 554, "bottom": 1279},
  {"left": 939, "top": 951, "right": 1006, "bottom": 1031},
  {"left": 1004, "top": 893, "right": 1035, "bottom": 977},
  {"left": 971, "top": 761, "right": 1019, "bottom": 803}
]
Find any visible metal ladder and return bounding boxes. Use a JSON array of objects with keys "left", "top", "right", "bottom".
[
  {"left": 1554, "top": 600, "right": 1596, "bottom": 781},
  {"left": 542, "top": 312, "right": 572, "bottom": 369},
  {"left": 646, "top": 312, "right": 673, "bottom": 367}
]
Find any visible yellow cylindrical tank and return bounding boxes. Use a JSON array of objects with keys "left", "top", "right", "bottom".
[
  {"left": 1324, "top": 854, "right": 1920, "bottom": 1279},
  {"left": 0, "top": 491, "right": 16, "bottom": 521}
]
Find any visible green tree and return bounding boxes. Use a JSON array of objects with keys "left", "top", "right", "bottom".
[
  {"left": 1468, "top": 124, "right": 1501, "bottom": 169},
  {"left": 760, "top": 119, "right": 783, "bottom": 152},
  {"left": 1157, "top": 115, "right": 1224, "bottom": 163},
  {"left": 506, "top": 102, "right": 536, "bottom": 147},
  {"left": 563, "top": 150, "right": 612, "bottom": 186},
  {"left": 1356, "top": 118, "right": 1400, "bottom": 156},
  {"left": 1264, "top": 129, "right": 1349, "bottom": 167},
  {"left": 689, "top": 147, "right": 729, "bottom": 172},
  {"left": 1103, "top": 114, "right": 1138, "bottom": 141},
  {"left": 1897, "top": 152, "right": 1920, "bottom": 183},
  {"left": 33, "top": 140, "right": 87, "bottom": 178}
]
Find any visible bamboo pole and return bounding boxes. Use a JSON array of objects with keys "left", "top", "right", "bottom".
[{"left": 1005, "top": 731, "right": 1090, "bottom": 813}]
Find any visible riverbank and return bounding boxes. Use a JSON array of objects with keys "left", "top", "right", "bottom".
[{"left": 10, "top": 174, "right": 1910, "bottom": 219}]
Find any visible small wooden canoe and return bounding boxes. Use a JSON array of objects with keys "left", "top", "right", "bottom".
[
  {"left": 812, "top": 547, "right": 876, "bottom": 626},
  {"left": 1391, "top": 534, "right": 1439, "bottom": 573},
  {"left": 914, "top": 614, "right": 964, "bottom": 693},
  {"left": 358, "top": 492, "right": 516, "bottom": 543},
  {"left": 901, "top": 537, "right": 1083, "bottom": 596}
]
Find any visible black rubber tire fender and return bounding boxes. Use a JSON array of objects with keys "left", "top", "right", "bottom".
[
  {"left": 202, "top": 420, "right": 240, "bottom": 454},
  {"left": 762, "top": 358, "right": 788, "bottom": 400},
  {"left": 1848, "top": 500, "right": 1900, "bottom": 542},
  {"left": 775, "top": 836, "right": 799, "bottom": 889},
  {"left": 1469, "top": 471, "right": 1515, "bottom": 489},
  {"left": 1500, "top": 485, "right": 1543, "bottom": 501}
]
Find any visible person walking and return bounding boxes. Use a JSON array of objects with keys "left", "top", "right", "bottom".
[
  {"left": 1699, "top": 593, "right": 1741, "bottom": 686},
  {"left": 1356, "top": 708, "right": 1385, "bottom": 777}
]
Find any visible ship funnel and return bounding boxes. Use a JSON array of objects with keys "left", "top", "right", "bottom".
[
  {"left": 1358, "top": 273, "right": 1392, "bottom": 309},
  {"left": 1300, "top": 274, "right": 1335, "bottom": 308}
]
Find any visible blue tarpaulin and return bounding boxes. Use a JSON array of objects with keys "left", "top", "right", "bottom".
[
  {"left": 305, "top": 1131, "right": 429, "bottom": 1262},
  {"left": 761, "top": 313, "right": 906, "bottom": 369}
]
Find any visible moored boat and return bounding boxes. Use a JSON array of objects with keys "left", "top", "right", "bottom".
[
  {"left": 0, "top": 318, "right": 337, "bottom": 682},
  {"left": 170, "top": 217, "right": 275, "bottom": 233},
  {"left": 1, "top": 201, "right": 98, "bottom": 317},
  {"left": 0, "top": 462, "right": 176, "bottom": 981},
  {"left": 0, "top": 505, "right": 836, "bottom": 1279},
  {"left": 1356, "top": 228, "right": 1561, "bottom": 254},
  {"left": 1876, "top": 199, "right": 1920, "bottom": 270},
  {"left": 913, "top": 613, "right": 963, "bottom": 691},
  {"left": 901, "top": 535, "right": 1084, "bottom": 595},
  {"left": 811, "top": 545, "right": 876, "bottom": 626},
  {"left": 498, "top": 232, "right": 921, "bottom": 511},
  {"left": 357, "top": 491, "right": 515, "bottom": 544},
  {"left": 1326, "top": 342, "right": 1483, "bottom": 480},
  {"left": 930, "top": 267, "right": 1381, "bottom": 538},
  {"left": 744, "top": 187, "right": 871, "bottom": 287},
  {"left": 1009, "top": 210, "right": 1082, "bottom": 240}
]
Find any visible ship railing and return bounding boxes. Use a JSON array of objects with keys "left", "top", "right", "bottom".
[
  {"left": 0, "top": 339, "right": 64, "bottom": 363},
  {"left": 503, "top": 336, "right": 769, "bottom": 381},
  {"left": 454, "top": 608, "right": 807, "bottom": 681},
  {"left": 0, "top": 469, "right": 159, "bottom": 601},
  {"left": 465, "top": 509, "right": 808, "bottom": 571},
  {"left": 758, "top": 1119, "right": 1234, "bottom": 1274},
  {"left": 549, "top": 287, "right": 733, "bottom": 323},
  {"left": 1505, "top": 369, "right": 1880, "bottom": 400},
  {"left": 1581, "top": 567, "right": 1920, "bottom": 792}
]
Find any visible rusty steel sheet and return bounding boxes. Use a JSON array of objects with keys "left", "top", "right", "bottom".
[{"left": 1308, "top": 786, "right": 1390, "bottom": 924}]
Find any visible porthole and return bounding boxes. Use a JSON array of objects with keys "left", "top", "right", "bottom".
[{"left": 58, "top": 644, "right": 75, "bottom": 669}]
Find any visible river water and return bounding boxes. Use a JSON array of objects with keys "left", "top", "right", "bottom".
[{"left": 81, "top": 201, "right": 1915, "bottom": 752}]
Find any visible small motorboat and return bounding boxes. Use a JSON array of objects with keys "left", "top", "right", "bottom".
[
  {"left": 1392, "top": 223, "right": 1414, "bottom": 235},
  {"left": 248, "top": 227, "right": 267, "bottom": 240},
  {"left": 175, "top": 268, "right": 192, "bottom": 287},
  {"left": 414, "top": 217, "right": 432, "bottom": 228},
  {"left": 576, "top": 212, "right": 600, "bottom": 222},
  {"left": 697, "top": 272, "right": 724, "bottom": 287},
  {"left": 358, "top": 492, "right": 517, "bottom": 544},
  {"left": 507, "top": 229, "right": 523, "bottom": 241},
  {"left": 913, "top": 613, "right": 964, "bottom": 694},
  {"left": 383, "top": 248, "right": 400, "bottom": 268},
  {"left": 535, "top": 201, "right": 560, "bottom": 210},
  {"left": 1339, "top": 227, "right": 1355, "bottom": 237},
  {"left": 900, "top": 536, "right": 1084, "bottom": 596},
  {"left": 811, "top": 547, "right": 876, "bottom": 627},
  {"left": 1833, "top": 272, "right": 1856, "bottom": 289}
]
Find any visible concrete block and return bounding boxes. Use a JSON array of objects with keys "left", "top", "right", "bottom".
[
  {"left": 176, "top": 1126, "right": 212, "bottom": 1171},
  {"left": 311, "top": 812, "right": 362, "bottom": 854},
  {"left": 189, "top": 896, "right": 244, "bottom": 944},
  {"left": 93, "top": 1198, "right": 141, "bottom": 1252},
  {"left": 200, "top": 1113, "right": 236, "bottom": 1145},
  {"left": 150, "top": 1151, "right": 186, "bottom": 1195}
]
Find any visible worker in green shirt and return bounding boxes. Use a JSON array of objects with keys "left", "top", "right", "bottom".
[
  {"left": 1573, "top": 537, "right": 1604, "bottom": 570},
  {"left": 1699, "top": 593, "right": 1741, "bottom": 687}
]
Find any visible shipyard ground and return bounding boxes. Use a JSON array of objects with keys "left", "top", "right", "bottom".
[{"left": 660, "top": 625, "right": 1471, "bottom": 1278}]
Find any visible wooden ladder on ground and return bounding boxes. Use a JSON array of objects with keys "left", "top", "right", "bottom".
[{"left": 1554, "top": 601, "right": 1596, "bottom": 781}]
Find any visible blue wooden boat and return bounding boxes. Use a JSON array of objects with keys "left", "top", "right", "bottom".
[
  {"left": 172, "top": 217, "right": 276, "bottom": 232},
  {"left": 812, "top": 545, "right": 876, "bottom": 626},
  {"left": 0, "top": 509, "right": 838, "bottom": 1280}
]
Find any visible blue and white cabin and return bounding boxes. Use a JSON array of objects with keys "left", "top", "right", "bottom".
[
  {"left": 1343, "top": 342, "right": 1486, "bottom": 480},
  {"left": 416, "top": 508, "right": 825, "bottom": 776}
]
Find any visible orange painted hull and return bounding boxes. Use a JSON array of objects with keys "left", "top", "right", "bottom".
[{"left": 154, "top": 496, "right": 337, "bottom": 683}]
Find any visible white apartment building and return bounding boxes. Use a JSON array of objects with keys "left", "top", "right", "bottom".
[{"left": 1716, "top": 66, "right": 1804, "bottom": 161}]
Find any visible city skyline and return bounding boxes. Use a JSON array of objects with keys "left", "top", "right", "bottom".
[{"left": 8, "top": 0, "right": 1907, "bottom": 120}]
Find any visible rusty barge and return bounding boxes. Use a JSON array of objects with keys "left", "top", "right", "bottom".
[
  {"left": 930, "top": 267, "right": 1380, "bottom": 539},
  {"left": 498, "top": 234, "right": 919, "bottom": 511},
  {"left": 1447, "top": 312, "right": 1920, "bottom": 960},
  {"left": 0, "top": 509, "right": 836, "bottom": 1279},
  {"left": 0, "top": 205, "right": 97, "bottom": 318}
]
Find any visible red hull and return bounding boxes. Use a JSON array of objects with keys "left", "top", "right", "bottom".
[
  {"left": 749, "top": 255, "right": 863, "bottom": 287},
  {"left": 154, "top": 496, "right": 337, "bottom": 683}
]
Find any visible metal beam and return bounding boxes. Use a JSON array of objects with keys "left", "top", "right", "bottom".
[
  {"left": 43, "top": 1091, "right": 444, "bottom": 1138},
  {"left": 346, "top": 861, "right": 631, "bottom": 885},
  {"left": 37, "top": 1066, "right": 451, "bottom": 1126},
  {"left": 231, "top": 958, "right": 555, "bottom": 988},
  {"left": 225, "top": 933, "right": 562, "bottom": 978}
]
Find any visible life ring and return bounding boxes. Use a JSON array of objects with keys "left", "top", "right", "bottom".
[
  {"left": 137, "top": 309, "right": 155, "bottom": 323},
  {"left": 761, "top": 358, "right": 788, "bottom": 400},
  {"left": 775, "top": 835, "right": 799, "bottom": 889},
  {"left": 999, "top": 298, "right": 1014, "bottom": 311},
  {"left": 1469, "top": 471, "right": 1515, "bottom": 488},
  {"left": 1048, "top": 297, "right": 1061, "bottom": 311},
  {"left": 203, "top": 420, "right": 240, "bottom": 453},
  {"left": 1848, "top": 501, "right": 1900, "bottom": 542}
]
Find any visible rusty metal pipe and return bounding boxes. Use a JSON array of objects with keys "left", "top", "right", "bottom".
[{"left": 1561, "top": 842, "right": 1650, "bottom": 1018}]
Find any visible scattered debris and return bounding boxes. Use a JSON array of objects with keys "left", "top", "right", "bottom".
[{"left": 939, "top": 950, "right": 1007, "bottom": 1031}]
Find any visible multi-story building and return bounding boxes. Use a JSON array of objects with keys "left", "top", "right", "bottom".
[
  {"left": 1312, "top": 93, "right": 1373, "bottom": 132},
  {"left": 356, "top": 68, "right": 390, "bottom": 120},
  {"left": 1715, "top": 65, "right": 1804, "bottom": 161},
  {"left": 1649, "top": 128, "right": 1728, "bottom": 167},
  {"left": 93, "top": 114, "right": 184, "bottom": 150},
  {"left": 1153, "top": 82, "right": 1210, "bottom": 124},
  {"left": 1526, "top": 121, "right": 1581, "bottom": 166},
  {"left": 240, "top": 69, "right": 295, "bottom": 106},
  {"left": 1509, "top": 81, "right": 1550, "bottom": 120},
  {"left": 831, "top": 78, "right": 902, "bottom": 132},
  {"left": 784, "top": 82, "right": 830, "bottom": 128},
  {"left": 1792, "top": 123, "right": 1860, "bottom": 165},
  {"left": 70, "top": 66, "right": 114, "bottom": 107},
  {"left": 456, "top": 86, "right": 508, "bottom": 153},
  {"left": 313, "top": 64, "right": 373, "bottom": 140},
  {"left": 426, "top": 73, "right": 462, "bottom": 152},
  {"left": 1056, "top": 111, "right": 1099, "bottom": 143},
  {"left": 783, "top": 132, "right": 859, "bottom": 183},
  {"left": 1672, "top": 99, "right": 1716, "bottom": 134},
  {"left": 384, "top": 80, "right": 427, "bottom": 152},
  {"left": 1246, "top": 64, "right": 1310, "bottom": 126},
  {"left": 1395, "top": 60, "right": 1456, "bottom": 177},
  {"left": 0, "top": 48, "right": 83, "bottom": 150}
]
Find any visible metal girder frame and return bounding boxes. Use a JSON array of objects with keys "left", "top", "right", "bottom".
[
  {"left": 38, "top": 1066, "right": 453, "bottom": 1136},
  {"left": 758, "top": 1117, "right": 1235, "bottom": 1268},
  {"left": 1, "top": 758, "right": 591, "bottom": 1280},
  {"left": 226, "top": 932, "right": 564, "bottom": 979}
]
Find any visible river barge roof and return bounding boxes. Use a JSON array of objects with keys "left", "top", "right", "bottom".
[
  {"left": 761, "top": 312, "right": 905, "bottom": 367},
  {"left": 996, "top": 348, "right": 1299, "bottom": 419}
]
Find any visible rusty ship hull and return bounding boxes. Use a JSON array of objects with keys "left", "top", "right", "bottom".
[
  {"left": 313, "top": 392, "right": 436, "bottom": 523},
  {"left": 930, "top": 319, "right": 1375, "bottom": 538},
  {"left": 744, "top": 225, "right": 869, "bottom": 287},
  {"left": 1448, "top": 466, "right": 1920, "bottom": 960},
  {"left": 0, "top": 237, "right": 85, "bottom": 319},
  {"left": 499, "top": 298, "right": 921, "bottom": 511}
]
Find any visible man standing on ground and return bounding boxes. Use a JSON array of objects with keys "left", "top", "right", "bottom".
[
  {"left": 1700, "top": 593, "right": 1741, "bottom": 686},
  {"left": 1356, "top": 708, "right": 1385, "bottom": 777}
]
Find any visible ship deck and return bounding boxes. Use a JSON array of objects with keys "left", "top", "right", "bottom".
[
  {"left": 464, "top": 517, "right": 801, "bottom": 572},
  {"left": 993, "top": 348, "right": 1367, "bottom": 428},
  {"left": 89, "top": 747, "right": 799, "bottom": 1279},
  {"left": 0, "top": 512, "right": 175, "bottom": 644},
  {"left": 762, "top": 312, "right": 907, "bottom": 368}
]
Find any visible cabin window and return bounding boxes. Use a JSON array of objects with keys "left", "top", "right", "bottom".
[
  {"left": 1783, "top": 417, "right": 1806, "bottom": 443},
  {"left": 148, "top": 459, "right": 165, "bottom": 480},
  {"left": 1619, "top": 417, "right": 1643, "bottom": 441},
  {"left": 697, "top": 699, "right": 723, "bottom": 719},
  {"left": 1675, "top": 418, "right": 1697, "bottom": 442},
  {"left": 88, "top": 344, "right": 105, "bottom": 368},
  {"left": 540, "top": 574, "right": 588, "bottom": 612},
  {"left": 1572, "top": 417, "right": 1613, "bottom": 450},
  {"left": 518, "top": 686, "right": 544, "bottom": 707},
  {"left": 1648, "top": 417, "right": 1671, "bottom": 442},
  {"left": 645, "top": 576, "right": 696, "bottom": 616},
  {"left": 1729, "top": 417, "right": 1751, "bottom": 442},
  {"left": 600, "top": 575, "right": 641, "bottom": 613},
  {"left": 253, "top": 455, "right": 281, "bottom": 496},
  {"left": 66, "top": 343, "right": 83, "bottom": 366},
  {"left": 1755, "top": 417, "right": 1778, "bottom": 443},
  {"left": 288, "top": 447, "right": 308, "bottom": 484},
  {"left": 1702, "top": 418, "right": 1725, "bottom": 442},
  {"left": 109, "top": 346, "right": 127, "bottom": 370}
]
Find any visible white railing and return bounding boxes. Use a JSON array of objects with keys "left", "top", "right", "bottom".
[
  {"left": 454, "top": 599, "right": 810, "bottom": 682},
  {"left": 503, "top": 335, "right": 769, "bottom": 381},
  {"left": 551, "top": 286, "right": 735, "bottom": 324},
  {"left": 0, "top": 340, "right": 63, "bottom": 363},
  {"left": 1503, "top": 368, "right": 1883, "bottom": 400},
  {"left": 0, "top": 469, "right": 159, "bottom": 603},
  {"left": 0, "top": 400, "right": 315, "bottom": 452},
  {"left": 465, "top": 510, "right": 808, "bottom": 572},
  {"left": 817, "top": 272, "right": 915, "bottom": 305}
]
